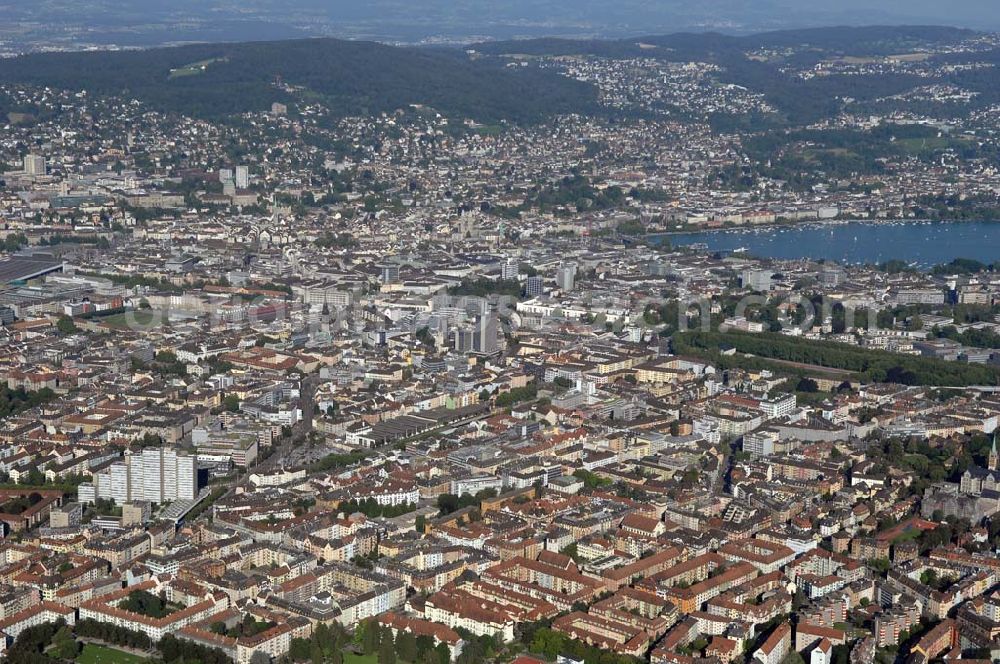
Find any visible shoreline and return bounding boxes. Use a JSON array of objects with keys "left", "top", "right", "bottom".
[{"left": 645, "top": 217, "right": 996, "bottom": 238}]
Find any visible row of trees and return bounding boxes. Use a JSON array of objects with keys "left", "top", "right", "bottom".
[
  {"left": 309, "top": 450, "right": 369, "bottom": 473},
  {"left": 288, "top": 622, "right": 349, "bottom": 663},
  {"left": 77, "top": 270, "right": 184, "bottom": 293},
  {"left": 209, "top": 614, "right": 276, "bottom": 639},
  {"left": 337, "top": 498, "right": 415, "bottom": 519},
  {"left": 2, "top": 233, "right": 28, "bottom": 252},
  {"left": 0, "top": 385, "right": 56, "bottom": 420},
  {"left": 930, "top": 257, "right": 1000, "bottom": 276},
  {"left": 436, "top": 488, "right": 497, "bottom": 515},
  {"left": 75, "top": 617, "right": 153, "bottom": 649},
  {"left": 354, "top": 620, "right": 452, "bottom": 664},
  {"left": 493, "top": 384, "right": 538, "bottom": 408},
  {"left": 523, "top": 624, "right": 641, "bottom": 664},
  {"left": 6, "top": 618, "right": 259, "bottom": 664},
  {"left": 118, "top": 589, "right": 173, "bottom": 618},
  {"left": 7, "top": 618, "right": 153, "bottom": 664},
  {"left": 934, "top": 325, "right": 1000, "bottom": 350},
  {"left": 159, "top": 633, "right": 231, "bottom": 664},
  {"left": 446, "top": 278, "right": 522, "bottom": 298},
  {"left": 674, "top": 330, "right": 1000, "bottom": 386},
  {"left": 5, "top": 620, "right": 65, "bottom": 664}
]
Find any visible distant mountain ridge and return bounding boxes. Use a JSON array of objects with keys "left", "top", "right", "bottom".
[{"left": 474, "top": 25, "right": 977, "bottom": 59}]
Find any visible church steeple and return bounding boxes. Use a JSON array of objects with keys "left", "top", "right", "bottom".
[{"left": 989, "top": 432, "right": 999, "bottom": 472}]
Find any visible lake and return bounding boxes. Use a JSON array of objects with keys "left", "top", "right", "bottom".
[{"left": 657, "top": 220, "right": 1000, "bottom": 269}]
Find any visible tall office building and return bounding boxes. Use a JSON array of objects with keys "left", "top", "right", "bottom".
[
  {"left": 218, "top": 168, "right": 234, "bottom": 184},
  {"left": 453, "top": 328, "right": 473, "bottom": 353},
  {"left": 164, "top": 448, "right": 196, "bottom": 500},
  {"left": 134, "top": 448, "right": 197, "bottom": 502},
  {"left": 175, "top": 451, "right": 197, "bottom": 501},
  {"left": 235, "top": 165, "right": 250, "bottom": 189},
  {"left": 135, "top": 448, "right": 197, "bottom": 503},
  {"left": 108, "top": 463, "right": 131, "bottom": 504},
  {"left": 472, "top": 314, "right": 499, "bottom": 355},
  {"left": 464, "top": 297, "right": 488, "bottom": 317},
  {"left": 161, "top": 448, "right": 180, "bottom": 501},
  {"left": 129, "top": 458, "right": 143, "bottom": 503},
  {"left": 23, "top": 154, "right": 45, "bottom": 176},
  {"left": 141, "top": 449, "right": 165, "bottom": 503},
  {"left": 81, "top": 447, "right": 197, "bottom": 504},
  {"left": 501, "top": 259, "right": 519, "bottom": 281},
  {"left": 741, "top": 269, "right": 775, "bottom": 293},
  {"left": 526, "top": 276, "right": 544, "bottom": 297},
  {"left": 556, "top": 264, "right": 576, "bottom": 292},
  {"left": 380, "top": 264, "right": 400, "bottom": 284}
]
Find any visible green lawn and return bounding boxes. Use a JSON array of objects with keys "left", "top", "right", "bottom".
[
  {"left": 896, "top": 136, "right": 969, "bottom": 155},
  {"left": 891, "top": 527, "right": 922, "bottom": 544},
  {"left": 474, "top": 124, "right": 503, "bottom": 136},
  {"left": 99, "top": 309, "right": 166, "bottom": 330},
  {"left": 343, "top": 654, "right": 379, "bottom": 664},
  {"left": 168, "top": 58, "right": 226, "bottom": 79},
  {"left": 77, "top": 644, "right": 150, "bottom": 664}
]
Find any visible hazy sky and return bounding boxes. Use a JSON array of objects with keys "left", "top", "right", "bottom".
[
  {"left": 242, "top": 0, "right": 1000, "bottom": 31},
  {"left": 778, "top": 0, "right": 998, "bottom": 24},
  {"left": 251, "top": 0, "right": 1000, "bottom": 32},
  {"left": 6, "top": 0, "right": 1000, "bottom": 46}
]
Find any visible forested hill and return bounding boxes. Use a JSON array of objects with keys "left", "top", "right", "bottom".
[
  {"left": 0, "top": 38, "right": 598, "bottom": 124},
  {"left": 0, "top": 26, "right": 984, "bottom": 126},
  {"left": 474, "top": 25, "right": 981, "bottom": 125}
]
